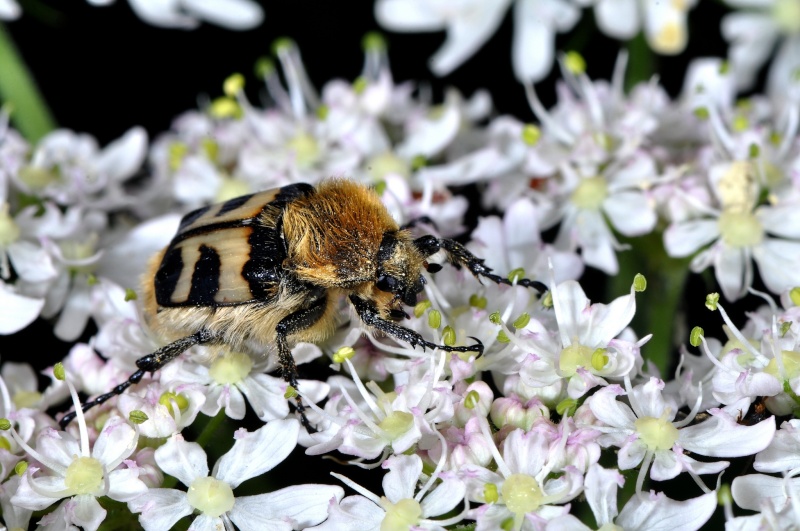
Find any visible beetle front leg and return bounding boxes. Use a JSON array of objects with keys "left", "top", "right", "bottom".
[
  {"left": 349, "top": 295, "right": 483, "bottom": 355},
  {"left": 413, "top": 235, "right": 548, "bottom": 294}
]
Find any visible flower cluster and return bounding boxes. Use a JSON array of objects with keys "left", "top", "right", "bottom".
[{"left": 0, "top": 29, "right": 798, "bottom": 531}]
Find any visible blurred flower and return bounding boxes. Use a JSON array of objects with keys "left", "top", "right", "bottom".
[{"left": 87, "top": 0, "right": 264, "bottom": 30}]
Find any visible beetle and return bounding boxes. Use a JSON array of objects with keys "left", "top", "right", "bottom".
[{"left": 59, "top": 179, "right": 546, "bottom": 429}]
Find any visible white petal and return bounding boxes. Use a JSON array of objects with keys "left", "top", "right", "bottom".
[
  {"left": 154, "top": 435, "right": 209, "bottom": 487},
  {"left": 512, "top": 0, "right": 564, "bottom": 82},
  {"left": 594, "top": 0, "right": 639, "bottom": 39},
  {"left": 93, "top": 127, "right": 147, "bottom": 181},
  {"left": 214, "top": 418, "right": 299, "bottom": 488},
  {"left": 732, "top": 474, "right": 800, "bottom": 511},
  {"left": 753, "top": 239, "right": 800, "bottom": 295},
  {"left": 127, "top": 0, "right": 200, "bottom": 29},
  {"left": 584, "top": 464, "right": 623, "bottom": 525},
  {"left": 759, "top": 204, "right": 800, "bottom": 239},
  {"left": 714, "top": 245, "right": 748, "bottom": 301},
  {"left": 128, "top": 488, "right": 194, "bottom": 531},
  {"left": 382, "top": 454, "right": 423, "bottom": 503},
  {"left": 616, "top": 491, "right": 717, "bottom": 531},
  {"left": 680, "top": 413, "right": 775, "bottom": 457},
  {"left": 429, "top": 0, "right": 512, "bottom": 76},
  {"left": 643, "top": 0, "right": 689, "bottom": 55},
  {"left": 663, "top": 219, "right": 719, "bottom": 257},
  {"left": 374, "top": 0, "right": 446, "bottom": 30},
  {"left": 0, "top": 282, "right": 44, "bottom": 334},
  {"left": 552, "top": 279, "right": 590, "bottom": 347},
  {"left": 230, "top": 484, "right": 344, "bottom": 529},
  {"left": 721, "top": 12, "right": 779, "bottom": 91},
  {"left": 92, "top": 416, "right": 138, "bottom": 469},
  {"left": 420, "top": 479, "right": 466, "bottom": 518},
  {"left": 588, "top": 386, "right": 636, "bottom": 430},
  {"left": 396, "top": 94, "right": 461, "bottom": 159},
  {"left": 603, "top": 191, "right": 656, "bottom": 236},
  {"left": 7, "top": 241, "right": 57, "bottom": 283},
  {"left": 309, "top": 494, "right": 384, "bottom": 530},
  {"left": 584, "top": 289, "right": 636, "bottom": 347},
  {"left": 182, "top": 0, "right": 264, "bottom": 30},
  {"left": 106, "top": 468, "right": 148, "bottom": 502},
  {"left": 237, "top": 374, "right": 289, "bottom": 421},
  {"left": 189, "top": 514, "right": 224, "bottom": 531},
  {"left": 767, "top": 35, "right": 800, "bottom": 98},
  {"left": 53, "top": 282, "right": 91, "bottom": 341},
  {"left": 72, "top": 494, "right": 107, "bottom": 531},
  {"left": 0, "top": 0, "right": 20, "bottom": 19}
]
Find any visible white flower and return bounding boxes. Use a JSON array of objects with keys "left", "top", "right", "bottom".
[
  {"left": 722, "top": 0, "right": 800, "bottom": 94},
  {"left": 375, "top": 0, "right": 580, "bottom": 82},
  {"left": 0, "top": 0, "right": 19, "bottom": 19},
  {"left": 314, "top": 454, "right": 467, "bottom": 531},
  {"left": 128, "top": 419, "right": 343, "bottom": 531},
  {"left": 0, "top": 280, "right": 44, "bottom": 334},
  {"left": 587, "top": 377, "right": 775, "bottom": 494},
  {"left": 10, "top": 414, "right": 146, "bottom": 531}
]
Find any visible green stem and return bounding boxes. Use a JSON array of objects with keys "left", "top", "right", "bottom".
[
  {"left": 625, "top": 32, "right": 656, "bottom": 91},
  {"left": 0, "top": 22, "right": 56, "bottom": 142},
  {"left": 612, "top": 232, "right": 690, "bottom": 375}
]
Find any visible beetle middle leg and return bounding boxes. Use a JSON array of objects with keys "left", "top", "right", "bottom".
[
  {"left": 275, "top": 291, "right": 329, "bottom": 432},
  {"left": 59, "top": 328, "right": 218, "bottom": 429},
  {"left": 414, "top": 236, "right": 548, "bottom": 294}
]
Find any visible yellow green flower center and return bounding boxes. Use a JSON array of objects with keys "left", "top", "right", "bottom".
[
  {"left": 718, "top": 210, "right": 764, "bottom": 248},
  {"left": 64, "top": 456, "right": 104, "bottom": 495},
  {"left": 380, "top": 497, "right": 422, "bottom": 531},
  {"left": 13, "top": 390, "right": 42, "bottom": 409},
  {"left": 287, "top": 132, "right": 320, "bottom": 169},
  {"left": 187, "top": 476, "right": 235, "bottom": 518},
  {"left": 378, "top": 411, "right": 414, "bottom": 440},
  {"left": 18, "top": 165, "right": 60, "bottom": 189},
  {"left": 560, "top": 343, "right": 608, "bottom": 376},
  {"left": 367, "top": 152, "right": 411, "bottom": 180},
  {"left": 502, "top": 473, "right": 543, "bottom": 515},
  {"left": 570, "top": 176, "right": 608, "bottom": 210},
  {"left": 0, "top": 204, "right": 19, "bottom": 247},
  {"left": 765, "top": 350, "right": 800, "bottom": 380},
  {"left": 773, "top": 0, "right": 800, "bottom": 33},
  {"left": 208, "top": 351, "right": 253, "bottom": 385},
  {"left": 159, "top": 392, "right": 189, "bottom": 418},
  {"left": 634, "top": 413, "right": 679, "bottom": 451}
]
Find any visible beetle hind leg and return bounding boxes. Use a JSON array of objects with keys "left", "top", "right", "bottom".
[{"left": 58, "top": 329, "right": 217, "bottom": 429}]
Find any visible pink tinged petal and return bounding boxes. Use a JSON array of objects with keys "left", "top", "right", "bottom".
[
  {"left": 714, "top": 245, "right": 749, "bottom": 301},
  {"left": 503, "top": 429, "right": 549, "bottom": 478},
  {"left": 594, "top": 0, "right": 639, "bottom": 39},
  {"left": 37, "top": 429, "right": 81, "bottom": 470},
  {"left": 584, "top": 464, "right": 623, "bottom": 525},
  {"left": 0, "top": 282, "right": 44, "bottom": 334},
  {"left": 679, "top": 413, "right": 776, "bottom": 457},
  {"left": 181, "top": 0, "right": 264, "bottom": 30},
  {"left": 126, "top": 0, "right": 200, "bottom": 28},
  {"left": 382, "top": 454, "right": 423, "bottom": 503},
  {"left": 106, "top": 468, "right": 148, "bottom": 502},
  {"left": 153, "top": 435, "right": 209, "bottom": 487},
  {"left": 71, "top": 494, "right": 107, "bottom": 531},
  {"left": 10, "top": 471, "right": 64, "bottom": 511},
  {"left": 230, "top": 484, "right": 344, "bottom": 529},
  {"left": 663, "top": 220, "right": 719, "bottom": 258},
  {"left": 223, "top": 385, "right": 247, "bottom": 420},
  {"left": 310, "top": 494, "right": 385, "bottom": 531},
  {"left": 237, "top": 374, "right": 289, "bottom": 421},
  {"left": 616, "top": 491, "right": 717, "bottom": 531},
  {"left": 214, "top": 419, "right": 300, "bottom": 488},
  {"left": 603, "top": 191, "right": 656, "bottom": 236},
  {"left": 629, "top": 378, "right": 672, "bottom": 419},
  {"left": 91, "top": 416, "right": 138, "bottom": 469},
  {"left": 752, "top": 239, "right": 800, "bottom": 295},
  {"left": 374, "top": 0, "right": 447, "bottom": 31},
  {"left": 587, "top": 386, "right": 637, "bottom": 430},
  {"left": 420, "top": 479, "right": 466, "bottom": 518},
  {"left": 128, "top": 488, "right": 194, "bottom": 531},
  {"left": 732, "top": 474, "right": 800, "bottom": 511},
  {"left": 429, "top": 0, "right": 512, "bottom": 76},
  {"left": 93, "top": 127, "right": 147, "bottom": 182}
]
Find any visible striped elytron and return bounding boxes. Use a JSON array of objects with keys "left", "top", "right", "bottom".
[{"left": 60, "top": 179, "right": 546, "bottom": 429}]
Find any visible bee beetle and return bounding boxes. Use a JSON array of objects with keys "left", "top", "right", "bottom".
[{"left": 60, "top": 179, "right": 546, "bottom": 429}]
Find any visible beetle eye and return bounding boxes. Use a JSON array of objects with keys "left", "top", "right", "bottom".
[{"left": 376, "top": 274, "right": 399, "bottom": 293}]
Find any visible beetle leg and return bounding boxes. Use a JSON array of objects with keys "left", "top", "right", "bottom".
[
  {"left": 275, "top": 292, "right": 328, "bottom": 432},
  {"left": 58, "top": 328, "right": 217, "bottom": 429},
  {"left": 349, "top": 295, "right": 483, "bottom": 355},
  {"left": 413, "top": 236, "right": 548, "bottom": 294}
]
